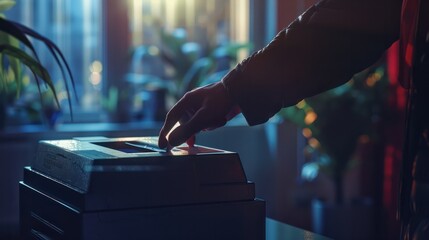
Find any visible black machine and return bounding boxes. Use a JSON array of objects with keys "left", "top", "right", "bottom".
[{"left": 20, "top": 136, "right": 265, "bottom": 240}]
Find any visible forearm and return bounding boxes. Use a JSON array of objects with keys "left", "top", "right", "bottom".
[{"left": 223, "top": 0, "right": 402, "bottom": 125}]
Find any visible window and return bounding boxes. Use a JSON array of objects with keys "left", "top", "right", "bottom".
[{"left": 5, "top": 0, "right": 250, "bottom": 125}]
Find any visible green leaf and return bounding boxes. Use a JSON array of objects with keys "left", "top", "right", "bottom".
[
  {"left": 0, "top": 44, "right": 59, "bottom": 106},
  {"left": 0, "top": 18, "right": 37, "bottom": 57},
  {"left": 3, "top": 33, "right": 21, "bottom": 94},
  {"left": 13, "top": 20, "right": 78, "bottom": 119},
  {"left": 0, "top": 0, "right": 15, "bottom": 12}
]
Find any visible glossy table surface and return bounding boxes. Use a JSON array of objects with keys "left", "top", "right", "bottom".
[{"left": 266, "top": 218, "right": 332, "bottom": 240}]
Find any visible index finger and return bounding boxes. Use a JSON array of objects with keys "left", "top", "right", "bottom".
[
  {"left": 158, "top": 96, "right": 191, "bottom": 148},
  {"left": 159, "top": 112, "right": 181, "bottom": 148},
  {"left": 168, "top": 108, "right": 223, "bottom": 146}
]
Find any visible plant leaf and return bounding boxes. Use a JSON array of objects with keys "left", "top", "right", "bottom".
[
  {"left": 0, "top": 17, "right": 39, "bottom": 58},
  {"left": 13, "top": 21, "right": 77, "bottom": 99},
  {"left": 0, "top": 0, "right": 15, "bottom": 12},
  {"left": 2, "top": 19, "right": 78, "bottom": 120},
  {"left": 0, "top": 44, "right": 59, "bottom": 106},
  {"left": 12, "top": 20, "right": 78, "bottom": 119},
  {"left": 5, "top": 33, "right": 21, "bottom": 95}
]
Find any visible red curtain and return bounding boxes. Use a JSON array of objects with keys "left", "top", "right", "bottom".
[{"left": 383, "top": 40, "right": 407, "bottom": 239}]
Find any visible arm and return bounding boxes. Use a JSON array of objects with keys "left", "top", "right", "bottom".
[
  {"left": 223, "top": 0, "right": 402, "bottom": 125},
  {"left": 159, "top": 0, "right": 402, "bottom": 147}
]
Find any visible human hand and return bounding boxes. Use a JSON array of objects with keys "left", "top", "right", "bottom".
[{"left": 158, "top": 81, "right": 241, "bottom": 148}]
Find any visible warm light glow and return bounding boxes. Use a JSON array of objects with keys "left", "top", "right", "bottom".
[
  {"left": 308, "top": 138, "right": 320, "bottom": 149},
  {"left": 90, "top": 60, "right": 103, "bottom": 73},
  {"left": 365, "top": 72, "right": 382, "bottom": 87},
  {"left": 131, "top": 0, "right": 143, "bottom": 45},
  {"left": 296, "top": 100, "right": 306, "bottom": 109},
  {"left": 302, "top": 128, "right": 312, "bottom": 138},
  {"left": 304, "top": 111, "right": 317, "bottom": 125},
  {"left": 165, "top": 0, "right": 178, "bottom": 32},
  {"left": 359, "top": 134, "right": 370, "bottom": 144},
  {"left": 89, "top": 72, "right": 102, "bottom": 85},
  {"left": 230, "top": 0, "right": 249, "bottom": 61},
  {"left": 148, "top": 46, "right": 160, "bottom": 56},
  {"left": 185, "top": 0, "right": 196, "bottom": 37},
  {"left": 22, "top": 75, "right": 30, "bottom": 86},
  {"left": 57, "top": 90, "right": 69, "bottom": 102},
  {"left": 347, "top": 79, "right": 354, "bottom": 86}
]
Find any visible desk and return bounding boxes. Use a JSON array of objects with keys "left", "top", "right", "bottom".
[{"left": 267, "top": 218, "right": 332, "bottom": 240}]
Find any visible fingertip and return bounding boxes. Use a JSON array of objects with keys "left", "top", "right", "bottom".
[
  {"left": 186, "top": 135, "right": 196, "bottom": 147},
  {"left": 158, "top": 128, "right": 169, "bottom": 148},
  {"left": 158, "top": 137, "right": 166, "bottom": 149},
  {"left": 168, "top": 137, "right": 182, "bottom": 147},
  {"left": 168, "top": 129, "right": 186, "bottom": 147}
]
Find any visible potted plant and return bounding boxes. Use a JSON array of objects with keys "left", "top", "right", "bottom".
[
  {"left": 126, "top": 27, "right": 252, "bottom": 121},
  {"left": 0, "top": 0, "right": 75, "bottom": 128},
  {"left": 279, "top": 63, "right": 389, "bottom": 239}
]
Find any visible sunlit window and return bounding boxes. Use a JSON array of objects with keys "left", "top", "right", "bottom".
[{"left": 4, "top": 0, "right": 250, "bottom": 126}]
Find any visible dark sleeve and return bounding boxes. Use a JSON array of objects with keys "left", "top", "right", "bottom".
[{"left": 222, "top": 0, "right": 402, "bottom": 126}]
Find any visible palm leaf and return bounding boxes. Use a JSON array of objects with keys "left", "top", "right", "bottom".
[
  {"left": 0, "top": 17, "right": 38, "bottom": 58},
  {"left": 3, "top": 33, "right": 21, "bottom": 95},
  {"left": 0, "top": 17, "right": 76, "bottom": 119},
  {"left": 0, "top": 17, "right": 47, "bottom": 108},
  {"left": 13, "top": 20, "right": 77, "bottom": 101},
  {"left": 0, "top": 44, "right": 59, "bottom": 106},
  {"left": 0, "top": 0, "right": 15, "bottom": 12},
  {"left": 0, "top": 31, "right": 21, "bottom": 95},
  {"left": 13, "top": 21, "right": 77, "bottom": 119}
]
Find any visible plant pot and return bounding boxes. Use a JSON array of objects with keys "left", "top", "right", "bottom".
[{"left": 311, "top": 198, "right": 376, "bottom": 240}]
